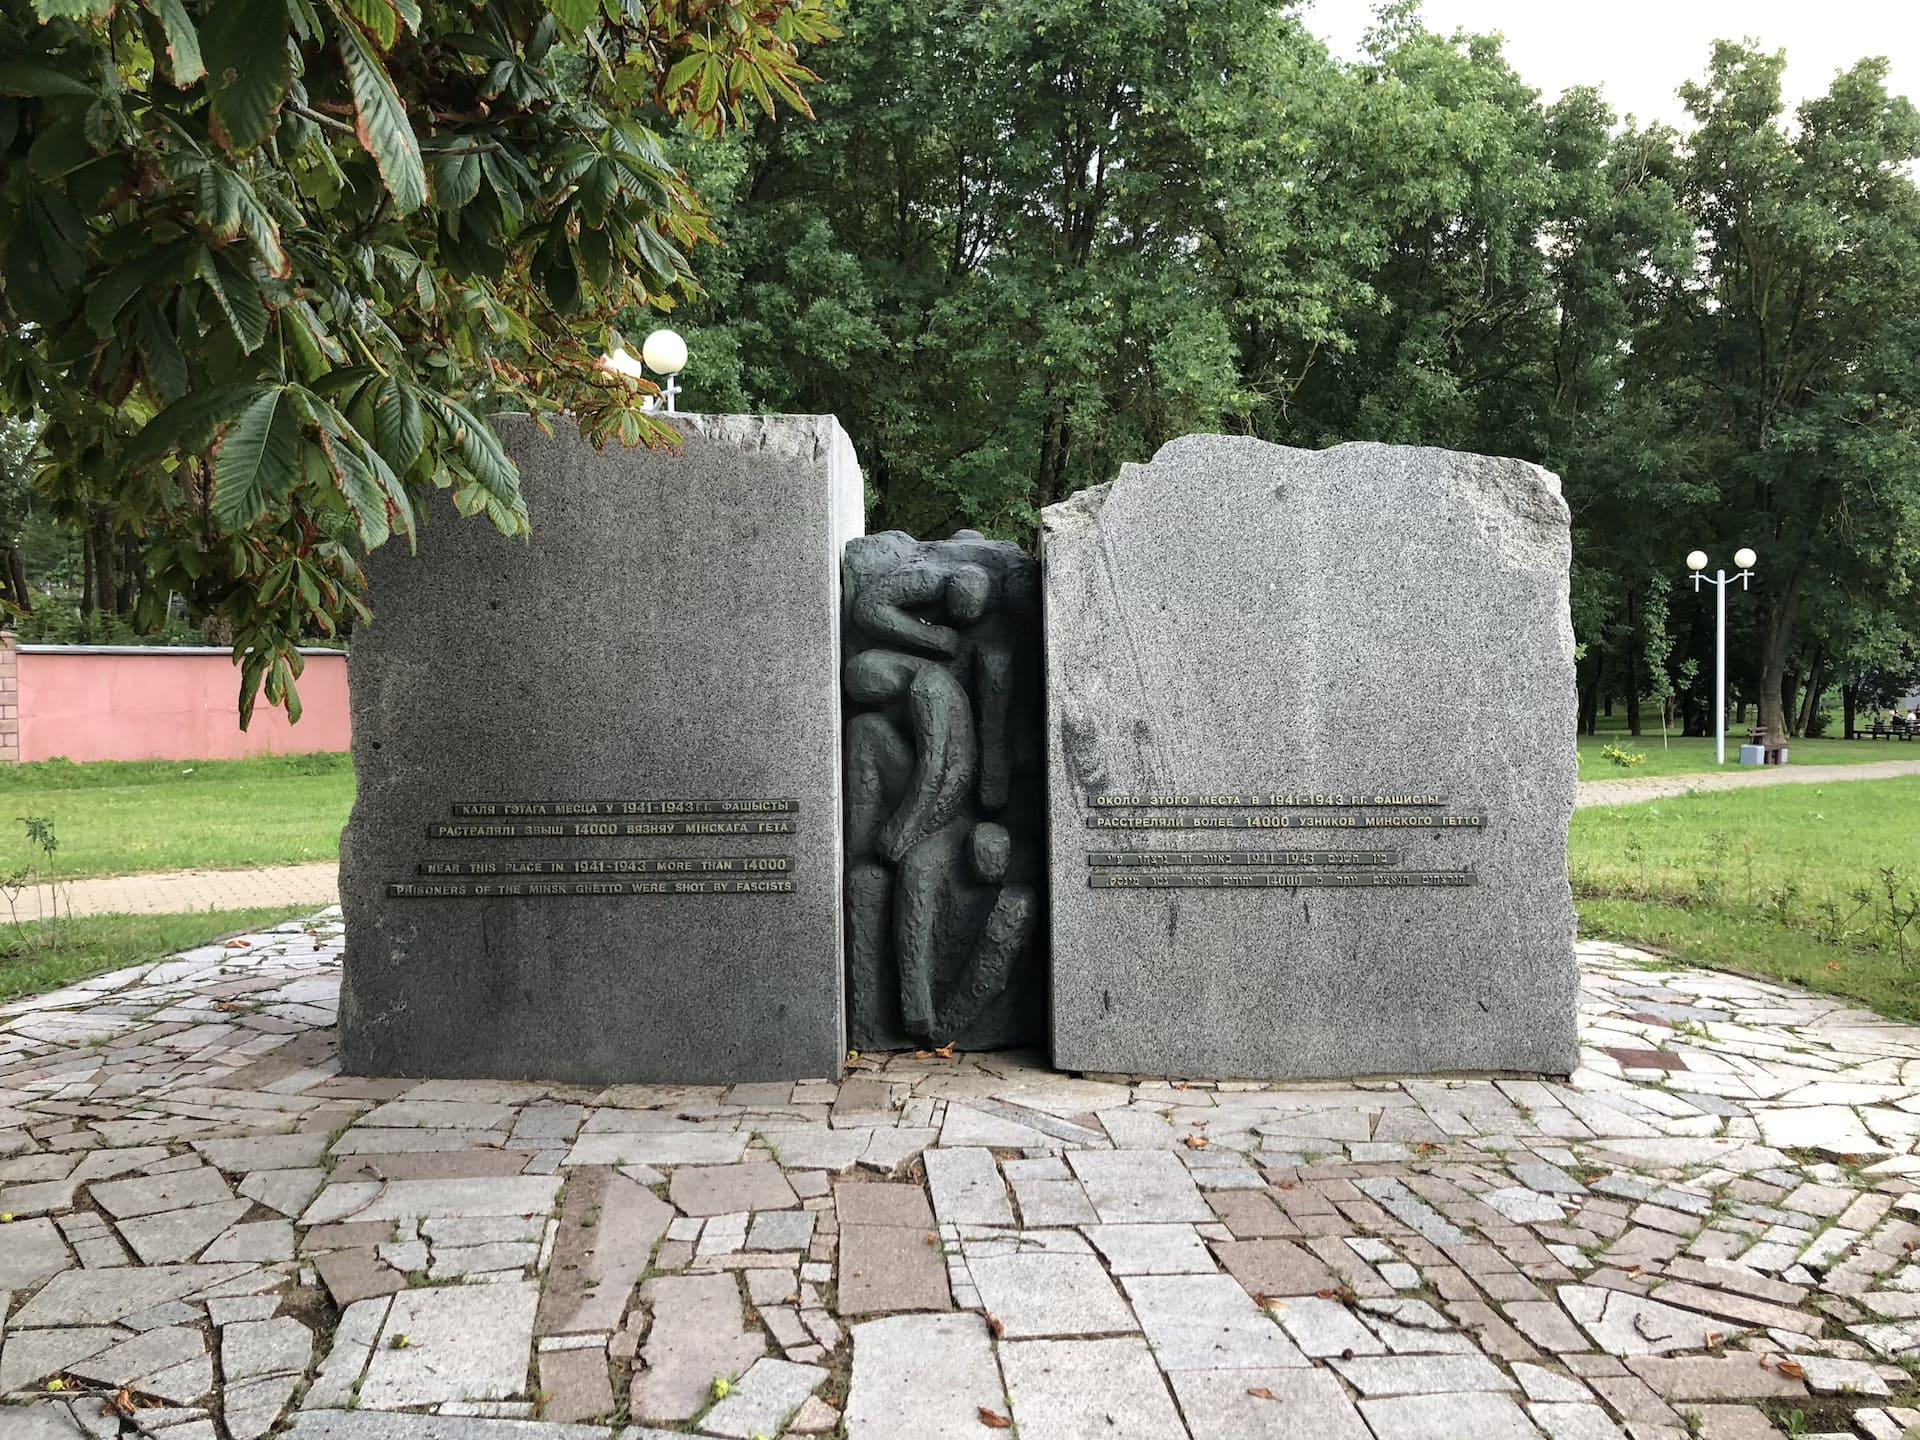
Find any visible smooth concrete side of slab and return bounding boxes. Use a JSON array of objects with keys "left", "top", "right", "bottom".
[
  {"left": 1042, "top": 437, "right": 1578, "bottom": 1079},
  {"left": 340, "top": 413, "right": 863, "bottom": 1083}
]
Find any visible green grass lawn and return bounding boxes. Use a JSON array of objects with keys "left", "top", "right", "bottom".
[
  {"left": 1571, "top": 776, "right": 1920, "bottom": 1019},
  {"left": 0, "top": 906, "right": 316, "bottom": 1003},
  {"left": 1576, "top": 727, "right": 1906, "bottom": 781},
  {"left": 0, "top": 753, "right": 355, "bottom": 879}
]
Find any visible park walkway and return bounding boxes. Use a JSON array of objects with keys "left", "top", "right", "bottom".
[
  {"left": 1575, "top": 755, "right": 1920, "bottom": 809},
  {"left": 3, "top": 910, "right": 1920, "bottom": 1439},
  {"left": 11, "top": 861, "right": 340, "bottom": 922}
]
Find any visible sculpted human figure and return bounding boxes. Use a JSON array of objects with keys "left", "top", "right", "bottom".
[{"left": 842, "top": 530, "right": 1044, "bottom": 1050}]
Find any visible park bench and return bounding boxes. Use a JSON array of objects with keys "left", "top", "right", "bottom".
[{"left": 1853, "top": 719, "right": 1916, "bottom": 741}]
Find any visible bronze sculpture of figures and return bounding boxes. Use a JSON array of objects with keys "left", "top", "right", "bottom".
[{"left": 843, "top": 530, "right": 1045, "bottom": 1050}]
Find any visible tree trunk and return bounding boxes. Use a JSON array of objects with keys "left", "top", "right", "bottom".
[
  {"left": 80, "top": 530, "right": 96, "bottom": 617},
  {"left": 1579, "top": 675, "right": 1599, "bottom": 736},
  {"left": 1843, "top": 683, "right": 1858, "bottom": 739},
  {"left": 1757, "top": 591, "right": 1800, "bottom": 747},
  {"left": 1796, "top": 651, "right": 1825, "bottom": 736},
  {"left": 1625, "top": 590, "right": 1642, "bottom": 736},
  {"left": 6, "top": 547, "right": 28, "bottom": 613}
]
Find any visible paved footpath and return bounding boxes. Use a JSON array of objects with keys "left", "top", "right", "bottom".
[
  {"left": 1576, "top": 756, "right": 1920, "bottom": 809},
  {"left": 13, "top": 863, "right": 340, "bottom": 922},
  {"left": 2, "top": 915, "right": 1919, "bottom": 1438}
]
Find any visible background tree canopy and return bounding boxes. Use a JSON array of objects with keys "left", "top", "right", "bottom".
[
  {"left": 674, "top": 1, "right": 1920, "bottom": 743},
  {"left": 3, "top": 0, "right": 1917, "bottom": 739},
  {"left": 0, "top": 0, "right": 835, "bottom": 718}
]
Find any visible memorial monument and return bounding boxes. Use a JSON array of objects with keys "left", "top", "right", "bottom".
[
  {"left": 1042, "top": 437, "right": 1578, "bottom": 1079},
  {"left": 340, "top": 413, "right": 863, "bottom": 1083},
  {"left": 841, "top": 531, "right": 1045, "bottom": 1052}
]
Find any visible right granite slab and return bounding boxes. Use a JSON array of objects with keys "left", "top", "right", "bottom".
[{"left": 1042, "top": 437, "right": 1579, "bottom": 1079}]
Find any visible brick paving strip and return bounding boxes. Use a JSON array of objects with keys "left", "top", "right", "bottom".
[
  {"left": 1576, "top": 757, "right": 1920, "bottom": 808},
  {"left": 9, "top": 863, "right": 340, "bottom": 922},
  {"left": 2, "top": 912, "right": 1919, "bottom": 1439}
]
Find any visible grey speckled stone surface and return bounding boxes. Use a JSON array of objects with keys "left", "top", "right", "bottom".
[
  {"left": 341, "top": 414, "right": 863, "bottom": 1083},
  {"left": 1042, "top": 437, "right": 1577, "bottom": 1079}
]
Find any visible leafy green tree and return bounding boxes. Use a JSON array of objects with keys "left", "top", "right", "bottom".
[
  {"left": 1, "top": 0, "right": 835, "bottom": 719},
  {"left": 1632, "top": 45, "right": 1920, "bottom": 743}
]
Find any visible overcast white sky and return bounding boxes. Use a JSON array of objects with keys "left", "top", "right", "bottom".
[{"left": 1307, "top": 0, "right": 1920, "bottom": 131}]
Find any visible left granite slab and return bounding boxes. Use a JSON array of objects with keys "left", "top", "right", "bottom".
[{"left": 340, "top": 413, "right": 865, "bottom": 1082}]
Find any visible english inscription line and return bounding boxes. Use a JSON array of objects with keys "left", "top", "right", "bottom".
[
  {"left": 1086, "top": 813, "right": 1486, "bottom": 831},
  {"left": 388, "top": 879, "right": 797, "bottom": 898},
  {"left": 450, "top": 799, "right": 800, "bottom": 818},
  {"left": 1086, "top": 849, "right": 1397, "bottom": 867},
  {"left": 1089, "top": 869, "right": 1477, "bottom": 890},
  {"left": 428, "top": 820, "right": 798, "bottom": 838},
  {"left": 1088, "top": 792, "right": 1447, "bottom": 808},
  {"left": 417, "top": 856, "right": 793, "bottom": 877}
]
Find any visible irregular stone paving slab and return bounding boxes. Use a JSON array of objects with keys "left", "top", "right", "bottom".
[
  {"left": 283, "top": 1414, "right": 611, "bottom": 1440},
  {"left": 837, "top": 1219, "right": 952, "bottom": 1314},
  {"left": 1084, "top": 1223, "right": 1215, "bottom": 1275},
  {"left": 969, "top": 1251, "right": 1138, "bottom": 1338},
  {"left": 305, "top": 1296, "right": 390, "bottom": 1409},
  {"left": 225, "top": 1372, "right": 302, "bottom": 1440},
  {"left": 1069, "top": 1151, "right": 1211, "bottom": 1224},
  {"left": 1214, "top": 1238, "right": 1339, "bottom": 1297},
  {"left": 1331, "top": 1350, "right": 1520, "bottom": 1396},
  {"left": 835, "top": 1179, "right": 934, "bottom": 1226},
  {"left": 1172, "top": 1366, "right": 1373, "bottom": 1440},
  {"left": 924, "top": 1147, "right": 1014, "bottom": 1226},
  {"left": 633, "top": 1272, "right": 765, "bottom": 1423},
  {"left": 697, "top": 1355, "right": 827, "bottom": 1438},
  {"left": 1360, "top": 1391, "right": 1545, "bottom": 1440},
  {"left": 89, "top": 1166, "right": 234, "bottom": 1220},
  {"left": 535, "top": 1166, "right": 671, "bottom": 1336},
  {"left": 1122, "top": 1274, "right": 1308, "bottom": 1369},
  {"left": 358, "top": 1279, "right": 539, "bottom": 1409},
  {"left": 668, "top": 1161, "right": 797, "bottom": 1217},
  {"left": 222, "top": 1317, "right": 311, "bottom": 1380},
  {"left": 0, "top": 1216, "right": 71, "bottom": 1290},
  {"left": 1527, "top": 1402, "right": 1627, "bottom": 1440},
  {"left": 116, "top": 1198, "right": 251, "bottom": 1264},
  {"left": 537, "top": 1345, "right": 615, "bottom": 1424},
  {"left": 1000, "top": 1337, "right": 1185, "bottom": 1440},
  {"left": 8, "top": 1263, "right": 254, "bottom": 1327},
  {"left": 843, "top": 1313, "right": 1007, "bottom": 1439},
  {"left": 0, "top": 1326, "right": 120, "bottom": 1392}
]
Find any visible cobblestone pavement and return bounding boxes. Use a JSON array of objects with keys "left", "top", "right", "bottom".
[
  {"left": 3, "top": 914, "right": 1920, "bottom": 1440},
  {"left": 1576, "top": 757, "right": 1920, "bottom": 808}
]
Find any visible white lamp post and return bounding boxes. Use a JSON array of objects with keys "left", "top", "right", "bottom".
[
  {"left": 1686, "top": 547, "right": 1758, "bottom": 765},
  {"left": 640, "top": 329, "right": 688, "bottom": 413}
]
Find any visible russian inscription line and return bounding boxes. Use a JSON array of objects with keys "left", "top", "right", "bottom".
[
  {"left": 429, "top": 819, "right": 798, "bottom": 838},
  {"left": 1086, "top": 812, "right": 1485, "bottom": 830},
  {"left": 450, "top": 799, "right": 800, "bottom": 817}
]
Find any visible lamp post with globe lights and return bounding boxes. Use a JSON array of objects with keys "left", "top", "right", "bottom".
[
  {"left": 1686, "top": 547, "right": 1758, "bottom": 765},
  {"left": 600, "top": 329, "right": 690, "bottom": 413},
  {"left": 640, "top": 329, "right": 688, "bottom": 413}
]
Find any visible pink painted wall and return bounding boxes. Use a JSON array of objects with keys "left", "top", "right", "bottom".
[{"left": 15, "top": 646, "right": 351, "bottom": 764}]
